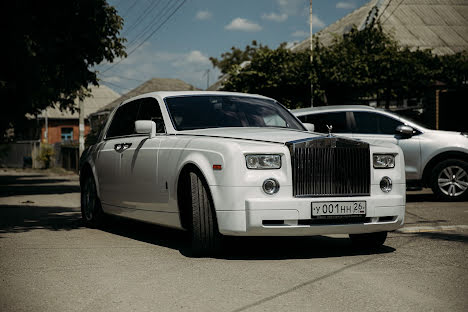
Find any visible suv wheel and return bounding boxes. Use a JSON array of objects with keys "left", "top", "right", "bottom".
[{"left": 431, "top": 159, "right": 468, "bottom": 201}]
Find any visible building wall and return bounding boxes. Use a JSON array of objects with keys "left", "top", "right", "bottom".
[{"left": 40, "top": 119, "right": 90, "bottom": 144}]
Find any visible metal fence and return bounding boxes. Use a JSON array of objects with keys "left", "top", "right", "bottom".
[
  {"left": 0, "top": 141, "right": 79, "bottom": 171},
  {"left": 0, "top": 141, "right": 41, "bottom": 168}
]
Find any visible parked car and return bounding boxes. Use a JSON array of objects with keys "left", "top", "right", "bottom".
[
  {"left": 80, "top": 92, "right": 405, "bottom": 256},
  {"left": 293, "top": 105, "right": 468, "bottom": 201}
]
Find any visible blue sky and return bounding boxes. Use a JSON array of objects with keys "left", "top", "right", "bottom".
[{"left": 98, "top": 0, "right": 369, "bottom": 93}]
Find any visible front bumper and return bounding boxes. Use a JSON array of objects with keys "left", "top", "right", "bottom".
[{"left": 214, "top": 184, "right": 405, "bottom": 236}]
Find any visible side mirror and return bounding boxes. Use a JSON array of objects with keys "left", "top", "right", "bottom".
[
  {"left": 303, "top": 123, "right": 315, "bottom": 132},
  {"left": 396, "top": 125, "right": 413, "bottom": 137},
  {"left": 135, "top": 120, "right": 156, "bottom": 138}
]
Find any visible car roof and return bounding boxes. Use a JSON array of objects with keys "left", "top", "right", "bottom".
[
  {"left": 292, "top": 105, "right": 376, "bottom": 115},
  {"left": 121, "top": 91, "right": 272, "bottom": 105}
]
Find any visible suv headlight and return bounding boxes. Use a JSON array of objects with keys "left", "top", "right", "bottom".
[
  {"left": 373, "top": 154, "right": 395, "bottom": 169},
  {"left": 246, "top": 154, "right": 281, "bottom": 169}
]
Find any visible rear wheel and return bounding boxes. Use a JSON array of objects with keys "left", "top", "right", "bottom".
[
  {"left": 189, "top": 171, "right": 221, "bottom": 257},
  {"left": 81, "top": 174, "right": 104, "bottom": 228},
  {"left": 430, "top": 159, "right": 468, "bottom": 201},
  {"left": 349, "top": 231, "right": 387, "bottom": 249}
]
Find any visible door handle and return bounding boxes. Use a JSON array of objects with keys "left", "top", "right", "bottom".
[
  {"left": 121, "top": 143, "right": 132, "bottom": 151},
  {"left": 114, "top": 143, "right": 132, "bottom": 153}
]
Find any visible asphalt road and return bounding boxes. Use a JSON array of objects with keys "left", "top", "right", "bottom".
[{"left": 0, "top": 169, "right": 467, "bottom": 312}]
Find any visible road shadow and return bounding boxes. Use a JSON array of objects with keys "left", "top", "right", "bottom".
[
  {"left": 406, "top": 192, "right": 438, "bottom": 202},
  {"left": 0, "top": 185, "right": 80, "bottom": 197},
  {"left": 0, "top": 202, "right": 396, "bottom": 259},
  {"left": 413, "top": 231, "right": 468, "bottom": 243},
  {"left": 0, "top": 204, "right": 82, "bottom": 235},
  {"left": 99, "top": 216, "right": 395, "bottom": 260},
  {"left": 0, "top": 173, "right": 79, "bottom": 197}
]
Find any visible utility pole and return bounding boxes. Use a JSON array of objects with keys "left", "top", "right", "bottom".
[
  {"left": 44, "top": 109, "right": 48, "bottom": 143},
  {"left": 79, "top": 100, "right": 85, "bottom": 157},
  {"left": 203, "top": 69, "right": 210, "bottom": 89},
  {"left": 310, "top": 0, "right": 314, "bottom": 107}
]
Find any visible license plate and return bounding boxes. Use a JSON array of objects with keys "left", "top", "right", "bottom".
[{"left": 311, "top": 201, "right": 366, "bottom": 217}]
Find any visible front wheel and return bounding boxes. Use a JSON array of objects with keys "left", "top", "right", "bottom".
[
  {"left": 430, "top": 159, "right": 468, "bottom": 201},
  {"left": 349, "top": 231, "right": 387, "bottom": 249},
  {"left": 81, "top": 174, "right": 104, "bottom": 228},
  {"left": 190, "top": 171, "right": 221, "bottom": 257}
]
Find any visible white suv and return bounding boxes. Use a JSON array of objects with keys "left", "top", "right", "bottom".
[{"left": 293, "top": 105, "right": 468, "bottom": 201}]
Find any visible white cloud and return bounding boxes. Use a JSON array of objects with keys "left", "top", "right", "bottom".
[
  {"left": 225, "top": 18, "right": 262, "bottom": 32},
  {"left": 195, "top": 10, "right": 212, "bottom": 20},
  {"left": 172, "top": 50, "right": 211, "bottom": 67},
  {"left": 277, "top": 0, "right": 305, "bottom": 16},
  {"left": 310, "top": 14, "right": 325, "bottom": 28},
  {"left": 336, "top": 2, "right": 356, "bottom": 9},
  {"left": 261, "top": 12, "right": 288, "bottom": 22},
  {"left": 102, "top": 45, "right": 220, "bottom": 90},
  {"left": 291, "top": 30, "right": 308, "bottom": 38}
]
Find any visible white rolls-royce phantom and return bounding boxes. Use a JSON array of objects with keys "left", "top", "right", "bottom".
[{"left": 80, "top": 91, "right": 405, "bottom": 256}]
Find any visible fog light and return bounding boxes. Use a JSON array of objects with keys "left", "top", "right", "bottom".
[
  {"left": 262, "top": 178, "right": 280, "bottom": 195},
  {"left": 380, "top": 176, "right": 392, "bottom": 193}
]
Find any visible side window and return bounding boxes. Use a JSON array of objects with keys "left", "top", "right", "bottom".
[
  {"left": 136, "top": 98, "right": 166, "bottom": 133},
  {"left": 106, "top": 101, "right": 139, "bottom": 138},
  {"left": 353, "top": 112, "right": 402, "bottom": 135},
  {"left": 378, "top": 114, "right": 403, "bottom": 134},
  {"left": 299, "top": 112, "right": 349, "bottom": 133}
]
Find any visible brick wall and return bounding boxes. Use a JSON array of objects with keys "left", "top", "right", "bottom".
[{"left": 40, "top": 119, "right": 90, "bottom": 144}]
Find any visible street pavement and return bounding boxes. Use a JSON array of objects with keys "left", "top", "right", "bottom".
[{"left": 0, "top": 168, "right": 467, "bottom": 312}]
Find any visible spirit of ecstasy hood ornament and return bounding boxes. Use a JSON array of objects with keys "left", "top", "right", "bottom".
[{"left": 326, "top": 124, "right": 333, "bottom": 136}]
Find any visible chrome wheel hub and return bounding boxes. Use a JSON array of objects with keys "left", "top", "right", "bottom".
[{"left": 438, "top": 166, "right": 468, "bottom": 197}]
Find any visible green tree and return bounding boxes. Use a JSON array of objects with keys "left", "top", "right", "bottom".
[
  {"left": 220, "top": 18, "right": 451, "bottom": 108},
  {"left": 0, "top": 0, "right": 126, "bottom": 139},
  {"left": 210, "top": 40, "right": 269, "bottom": 75},
  {"left": 222, "top": 45, "right": 312, "bottom": 108},
  {"left": 437, "top": 51, "right": 468, "bottom": 88}
]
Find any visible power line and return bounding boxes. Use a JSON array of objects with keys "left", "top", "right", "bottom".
[
  {"left": 123, "top": 0, "right": 162, "bottom": 36},
  {"left": 100, "top": 73, "right": 145, "bottom": 83},
  {"left": 127, "top": 0, "right": 187, "bottom": 55},
  {"left": 101, "top": 80, "right": 133, "bottom": 92},
  {"left": 124, "top": 0, "right": 174, "bottom": 49},
  {"left": 380, "top": 0, "right": 405, "bottom": 24},
  {"left": 101, "top": 0, "right": 187, "bottom": 74}
]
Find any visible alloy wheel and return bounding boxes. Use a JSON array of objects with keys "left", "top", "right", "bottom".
[{"left": 437, "top": 165, "right": 468, "bottom": 197}]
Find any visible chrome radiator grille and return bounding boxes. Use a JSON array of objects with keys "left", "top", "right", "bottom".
[{"left": 288, "top": 137, "right": 370, "bottom": 197}]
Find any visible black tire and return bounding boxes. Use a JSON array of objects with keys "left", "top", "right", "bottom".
[
  {"left": 81, "top": 174, "right": 105, "bottom": 228},
  {"left": 430, "top": 159, "right": 468, "bottom": 201},
  {"left": 349, "top": 231, "right": 387, "bottom": 249},
  {"left": 190, "top": 171, "right": 221, "bottom": 257}
]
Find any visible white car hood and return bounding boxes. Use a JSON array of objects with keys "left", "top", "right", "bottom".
[{"left": 176, "top": 127, "right": 327, "bottom": 144}]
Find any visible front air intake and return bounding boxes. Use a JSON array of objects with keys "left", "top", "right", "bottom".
[{"left": 287, "top": 136, "right": 370, "bottom": 197}]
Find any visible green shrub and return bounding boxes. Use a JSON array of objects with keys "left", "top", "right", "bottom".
[{"left": 37, "top": 144, "right": 55, "bottom": 169}]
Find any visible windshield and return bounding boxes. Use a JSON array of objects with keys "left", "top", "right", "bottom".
[{"left": 165, "top": 95, "right": 305, "bottom": 131}]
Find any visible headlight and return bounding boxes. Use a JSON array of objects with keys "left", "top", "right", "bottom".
[
  {"left": 246, "top": 154, "right": 281, "bottom": 169},
  {"left": 373, "top": 154, "right": 395, "bottom": 169}
]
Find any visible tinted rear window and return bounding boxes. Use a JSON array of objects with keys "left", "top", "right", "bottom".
[{"left": 298, "top": 112, "right": 350, "bottom": 133}]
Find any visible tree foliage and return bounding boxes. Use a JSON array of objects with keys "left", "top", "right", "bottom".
[
  {"left": 223, "top": 46, "right": 311, "bottom": 108},
  {"left": 0, "top": 0, "right": 126, "bottom": 139},
  {"left": 209, "top": 40, "right": 269, "bottom": 75},
  {"left": 214, "top": 18, "right": 467, "bottom": 108}
]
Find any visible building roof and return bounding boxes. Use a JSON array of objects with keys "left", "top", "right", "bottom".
[
  {"left": 291, "top": 0, "right": 468, "bottom": 55},
  {"left": 96, "top": 78, "right": 198, "bottom": 114},
  {"left": 38, "top": 84, "right": 120, "bottom": 119}
]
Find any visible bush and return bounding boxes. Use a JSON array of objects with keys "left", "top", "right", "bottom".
[{"left": 37, "top": 144, "right": 55, "bottom": 169}]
